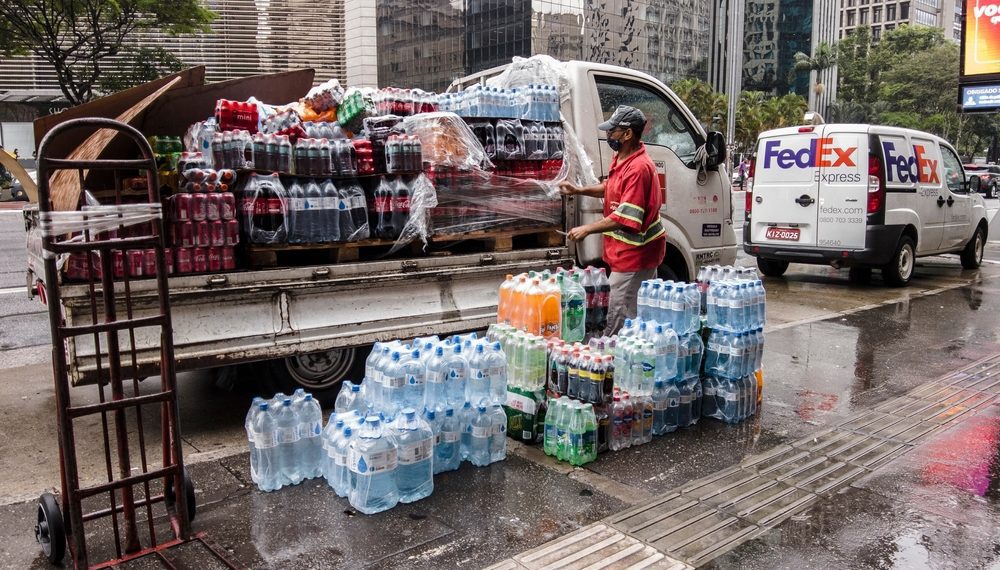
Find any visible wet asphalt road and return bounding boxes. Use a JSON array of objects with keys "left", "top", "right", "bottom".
[{"left": 0, "top": 203, "right": 998, "bottom": 568}]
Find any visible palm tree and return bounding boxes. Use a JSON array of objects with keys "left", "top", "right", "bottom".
[{"left": 793, "top": 42, "right": 838, "bottom": 111}]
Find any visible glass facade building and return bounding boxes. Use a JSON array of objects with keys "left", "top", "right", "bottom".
[{"left": 365, "top": 0, "right": 714, "bottom": 92}]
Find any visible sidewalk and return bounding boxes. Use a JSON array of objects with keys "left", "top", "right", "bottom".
[
  {"left": 491, "top": 353, "right": 1000, "bottom": 569},
  {"left": 1, "top": 283, "right": 998, "bottom": 568}
]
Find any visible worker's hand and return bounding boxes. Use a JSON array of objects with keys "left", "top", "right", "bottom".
[
  {"left": 558, "top": 181, "right": 580, "bottom": 196},
  {"left": 566, "top": 226, "right": 590, "bottom": 241}
]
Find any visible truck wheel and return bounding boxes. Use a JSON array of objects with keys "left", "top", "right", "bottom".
[
  {"left": 848, "top": 266, "right": 872, "bottom": 284},
  {"left": 756, "top": 258, "right": 789, "bottom": 277},
  {"left": 268, "top": 348, "right": 362, "bottom": 406},
  {"left": 960, "top": 225, "right": 986, "bottom": 269},
  {"left": 882, "top": 236, "right": 915, "bottom": 287}
]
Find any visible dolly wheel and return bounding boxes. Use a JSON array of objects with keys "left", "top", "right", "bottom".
[
  {"left": 165, "top": 469, "right": 197, "bottom": 522},
  {"left": 36, "top": 493, "right": 66, "bottom": 564}
]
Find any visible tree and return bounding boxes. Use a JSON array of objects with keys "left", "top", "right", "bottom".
[
  {"left": 672, "top": 78, "right": 728, "bottom": 134},
  {"left": 793, "top": 42, "right": 837, "bottom": 109},
  {"left": 97, "top": 47, "right": 186, "bottom": 95},
  {"left": 0, "top": 1, "right": 214, "bottom": 105}
]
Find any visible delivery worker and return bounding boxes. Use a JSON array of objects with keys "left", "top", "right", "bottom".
[{"left": 559, "top": 105, "right": 665, "bottom": 336}]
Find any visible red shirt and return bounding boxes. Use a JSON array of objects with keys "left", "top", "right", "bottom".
[{"left": 603, "top": 143, "right": 666, "bottom": 272}]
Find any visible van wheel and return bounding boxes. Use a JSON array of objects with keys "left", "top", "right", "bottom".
[
  {"left": 756, "top": 258, "right": 789, "bottom": 277},
  {"left": 960, "top": 226, "right": 986, "bottom": 269},
  {"left": 848, "top": 267, "right": 872, "bottom": 284},
  {"left": 883, "top": 236, "right": 915, "bottom": 287}
]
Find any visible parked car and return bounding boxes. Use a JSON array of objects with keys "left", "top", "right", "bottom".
[{"left": 963, "top": 163, "right": 999, "bottom": 198}]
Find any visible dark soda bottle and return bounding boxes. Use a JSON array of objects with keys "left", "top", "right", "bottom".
[
  {"left": 336, "top": 182, "right": 354, "bottom": 241},
  {"left": 390, "top": 177, "right": 410, "bottom": 239},
  {"left": 321, "top": 179, "right": 341, "bottom": 242}
]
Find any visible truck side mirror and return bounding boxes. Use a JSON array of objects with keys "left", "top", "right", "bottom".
[{"left": 704, "top": 131, "right": 726, "bottom": 170}]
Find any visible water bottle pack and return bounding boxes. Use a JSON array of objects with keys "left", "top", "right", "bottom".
[
  {"left": 636, "top": 279, "right": 702, "bottom": 335},
  {"left": 245, "top": 389, "right": 324, "bottom": 493},
  {"left": 696, "top": 265, "right": 759, "bottom": 311},
  {"left": 439, "top": 83, "right": 560, "bottom": 122},
  {"left": 702, "top": 374, "right": 758, "bottom": 424},
  {"left": 706, "top": 279, "right": 767, "bottom": 332},
  {"left": 704, "top": 328, "right": 764, "bottom": 380}
]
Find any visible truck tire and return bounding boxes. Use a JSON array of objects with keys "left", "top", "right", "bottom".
[
  {"left": 960, "top": 225, "right": 986, "bottom": 269},
  {"left": 882, "top": 236, "right": 915, "bottom": 287},
  {"left": 756, "top": 258, "right": 789, "bottom": 277},
  {"left": 268, "top": 348, "right": 363, "bottom": 406}
]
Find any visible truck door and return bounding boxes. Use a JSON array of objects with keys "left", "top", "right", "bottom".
[
  {"left": 750, "top": 129, "right": 821, "bottom": 247},
  {"left": 814, "top": 126, "right": 868, "bottom": 249},
  {"left": 591, "top": 76, "right": 728, "bottom": 250},
  {"left": 938, "top": 143, "right": 974, "bottom": 250},
  {"left": 878, "top": 133, "right": 944, "bottom": 253}
]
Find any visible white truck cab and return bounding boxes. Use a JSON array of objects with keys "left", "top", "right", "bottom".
[
  {"left": 744, "top": 124, "right": 989, "bottom": 285},
  {"left": 452, "top": 60, "right": 738, "bottom": 281}
]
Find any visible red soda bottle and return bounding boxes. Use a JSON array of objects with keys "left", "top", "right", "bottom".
[
  {"left": 143, "top": 249, "right": 157, "bottom": 276},
  {"left": 222, "top": 246, "right": 236, "bottom": 270},
  {"left": 225, "top": 219, "right": 240, "bottom": 246},
  {"left": 210, "top": 220, "right": 225, "bottom": 247},
  {"left": 179, "top": 222, "right": 194, "bottom": 248},
  {"left": 195, "top": 220, "right": 210, "bottom": 247},
  {"left": 208, "top": 247, "right": 222, "bottom": 272},
  {"left": 176, "top": 248, "right": 193, "bottom": 274}
]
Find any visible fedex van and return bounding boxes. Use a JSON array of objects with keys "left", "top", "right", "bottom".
[{"left": 744, "top": 124, "right": 989, "bottom": 286}]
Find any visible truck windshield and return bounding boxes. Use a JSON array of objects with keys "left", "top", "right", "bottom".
[{"left": 596, "top": 77, "right": 698, "bottom": 162}]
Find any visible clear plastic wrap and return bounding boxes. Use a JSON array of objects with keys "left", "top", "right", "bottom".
[
  {"left": 238, "top": 172, "right": 288, "bottom": 244},
  {"left": 380, "top": 109, "right": 597, "bottom": 252},
  {"left": 304, "top": 78, "right": 345, "bottom": 112}
]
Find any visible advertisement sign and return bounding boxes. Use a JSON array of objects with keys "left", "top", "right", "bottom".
[
  {"left": 961, "top": 83, "right": 1000, "bottom": 111},
  {"left": 963, "top": 0, "right": 1000, "bottom": 77}
]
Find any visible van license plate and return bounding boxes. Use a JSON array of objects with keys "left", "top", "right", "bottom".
[{"left": 765, "top": 227, "right": 800, "bottom": 241}]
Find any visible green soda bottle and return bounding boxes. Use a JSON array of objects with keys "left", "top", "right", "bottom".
[
  {"left": 556, "top": 397, "right": 571, "bottom": 461},
  {"left": 582, "top": 403, "right": 598, "bottom": 463},
  {"left": 543, "top": 398, "right": 560, "bottom": 456},
  {"left": 568, "top": 403, "right": 585, "bottom": 466}
]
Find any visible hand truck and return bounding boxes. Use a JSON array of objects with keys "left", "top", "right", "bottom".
[{"left": 32, "top": 118, "right": 237, "bottom": 569}]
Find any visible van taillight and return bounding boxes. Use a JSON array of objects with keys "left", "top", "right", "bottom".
[
  {"left": 745, "top": 157, "right": 756, "bottom": 214},
  {"left": 867, "top": 153, "right": 884, "bottom": 214}
]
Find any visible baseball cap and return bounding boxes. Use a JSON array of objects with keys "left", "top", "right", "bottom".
[{"left": 598, "top": 105, "right": 647, "bottom": 132}]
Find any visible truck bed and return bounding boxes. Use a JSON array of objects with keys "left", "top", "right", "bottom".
[{"left": 31, "top": 246, "right": 569, "bottom": 385}]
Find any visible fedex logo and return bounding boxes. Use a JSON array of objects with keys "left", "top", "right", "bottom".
[
  {"left": 762, "top": 138, "right": 857, "bottom": 169},
  {"left": 881, "top": 142, "right": 940, "bottom": 184}
]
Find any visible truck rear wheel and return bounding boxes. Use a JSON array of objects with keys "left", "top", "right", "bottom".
[
  {"left": 756, "top": 258, "right": 789, "bottom": 277},
  {"left": 268, "top": 348, "right": 363, "bottom": 406},
  {"left": 882, "top": 236, "right": 915, "bottom": 287}
]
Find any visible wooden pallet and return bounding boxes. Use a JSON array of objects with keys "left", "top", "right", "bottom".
[{"left": 244, "top": 225, "right": 564, "bottom": 268}]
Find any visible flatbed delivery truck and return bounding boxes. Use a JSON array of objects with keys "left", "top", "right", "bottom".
[{"left": 24, "top": 58, "right": 736, "bottom": 401}]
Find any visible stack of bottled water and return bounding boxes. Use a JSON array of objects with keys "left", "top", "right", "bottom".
[
  {"left": 618, "top": 315, "right": 704, "bottom": 431},
  {"left": 440, "top": 84, "right": 560, "bottom": 121},
  {"left": 245, "top": 389, "right": 325, "bottom": 492},
  {"left": 246, "top": 334, "right": 509, "bottom": 515},
  {"left": 701, "top": 268, "right": 766, "bottom": 424},
  {"left": 542, "top": 397, "right": 598, "bottom": 465}
]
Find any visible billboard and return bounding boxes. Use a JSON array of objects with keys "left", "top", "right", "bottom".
[
  {"left": 960, "top": 0, "right": 1000, "bottom": 111},
  {"left": 963, "top": 0, "right": 1000, "bottom": 77}
]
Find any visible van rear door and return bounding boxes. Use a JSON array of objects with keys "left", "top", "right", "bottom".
[
  {"left": 750, "top": 128, "right": 821, "bottom": 247},
  {"left": 814, "top": 125, "right": 869, "bottom": 249}
]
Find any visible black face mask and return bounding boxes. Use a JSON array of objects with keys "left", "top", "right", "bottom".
[{"left": 607, "top": 135, "right": 623, "bottom": 152}]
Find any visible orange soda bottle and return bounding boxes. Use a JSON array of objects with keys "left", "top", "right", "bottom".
[
  {"left": 498, "top": 274, "right": 515, "bottom": 325},
  {"left": 540, "top": 276, "right": 562, "bottom": 338}
]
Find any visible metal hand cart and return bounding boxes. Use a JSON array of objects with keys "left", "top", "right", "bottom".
[{"left": 32, "top": 118, "right": 237, "bottom": 569}]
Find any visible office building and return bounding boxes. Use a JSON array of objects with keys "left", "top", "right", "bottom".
[
  {"left": 350, "top": 0, "right": 714, "bottom": 93},
  {"left": 838, "top": 0, "right": 959, "bottom": 41}
]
